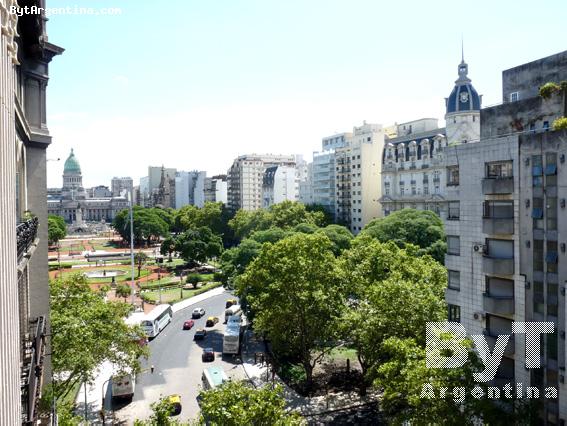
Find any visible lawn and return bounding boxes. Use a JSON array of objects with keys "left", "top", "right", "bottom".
[
  {"left": 55, "top": 266, "right": 150, "bottom": 284},
  {"left": 141, "top": 281, "right": 222, "bottom": 304},
  {"left": 327, "top": 347, "right": 359, "bottom": 362}
]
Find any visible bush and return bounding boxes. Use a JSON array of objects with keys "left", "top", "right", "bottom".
[
  {"left": 553, "top": 117, "right": 567, "bottom": 131},
  {"left": 213, "top": 271, "right": 223, "bottom": 282},
  {"left": 186, "top": 273, "right": 201, "bottom": 288},
  {"left": 539, "top": 82, "right": 561, "bottom": 99},
  {"left": 278, "top": 363, "right": 307, "bottom": 387}
]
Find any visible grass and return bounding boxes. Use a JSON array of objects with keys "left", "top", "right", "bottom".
[
  {"left": 54, "top": 266, "right": 150, "bottom": 284},
  {"left": 141, "top": 281, "right": 222, "bottom": 304},
  {"left": 327, "top": 347, "right": 358, "bottom": 362}
]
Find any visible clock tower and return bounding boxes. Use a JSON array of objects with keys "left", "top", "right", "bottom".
[{"left": 444, "top": 55, "right": 481, "bottom": 144}]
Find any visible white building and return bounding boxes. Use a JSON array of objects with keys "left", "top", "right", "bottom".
[
  {"left": 111, "top": 176, "right": 134, "bottom": 197},
  {"left": 335, "top": 122, "right": 384, "bottom": 233},
  {"left": 262, "top": 165, "right": 298, "bottom": 207},
  {"left": 204, "top": 175, "right": 228, "bottom": 204},
  {"left": 227, "top": 154, "right": 296, "bottom": 211},
  {"left": 175, "top": 170, "right": 206, "bottom": 208}
]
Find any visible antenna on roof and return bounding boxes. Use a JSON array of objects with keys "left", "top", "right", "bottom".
[{"left": 461, "top": 35, "right": 464, "bottom": 62}]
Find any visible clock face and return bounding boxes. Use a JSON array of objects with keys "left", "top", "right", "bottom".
[{"left": 460, "top": 91, "right": 469, "bottom": 103}]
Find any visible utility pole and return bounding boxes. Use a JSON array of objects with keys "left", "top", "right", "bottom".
[{"left": 128, "top": 191, "right": 135, "bottom": 306}]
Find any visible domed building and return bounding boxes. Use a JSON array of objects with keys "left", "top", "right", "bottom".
[
  {"left": 444, "top": 56, "right": 481, "bottom": 144},
  {"left": 48, "top": 149, "right": 128, "bottom": 226}
]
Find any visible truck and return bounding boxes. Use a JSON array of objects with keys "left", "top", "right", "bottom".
[
  {"left": 222, "top": 321, "right": 241, "bottom": 355},
  {"left": 224, "top": 304, "right": 241, "bottom": 323},
  {"left": 111, "top": 372, "right": 135, "bottom": 401}
]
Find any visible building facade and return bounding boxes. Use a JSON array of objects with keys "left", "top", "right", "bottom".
[
  {"left": 204, "top": 175, "right": 228, "bottom": 204},
  {"left": 111, "top": 176, "right": 133, "bottom": 198},
  {"left": 175, "top": 170, "right": 206, "bottom": 209},
  {"left": 262, "top": 165, "right": 298, "bottom": 207},
  {"left": 0, "top": 1, "right": 62, "bottom": 423},
  {"left": 227, "top": 154, "right": 296, "bottom": 211},
  {"left": 48, "top": 149, "right": 129, "bottom": 225}
]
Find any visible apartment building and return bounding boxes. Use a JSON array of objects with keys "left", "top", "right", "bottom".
[
  {"left": 175, "top": 170, "right": 206, "bottom": 208},
  {"left": 335, "top": 122, "right": 384, "bottom": 233},
  {"left": 227, "top": 154, "right": 296, "bottom": 211},
  {"left": 0, "top": 2, "right": 62, "bottom": 424},
  {"left": 204, "top": 175, "right": 228, "bottom": 204},
  {"left": 111, "top": 176, "right": 134, "bottom": 198},
  {"left": 262, "top": 165, "right": 298, "bottom": 207},
  {"left": 446, "top": 50, "right": 567, "bottom": 424}
]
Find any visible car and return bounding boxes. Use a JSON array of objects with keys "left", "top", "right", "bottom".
[
  {"left": 202, "top": 347, "right": 215, "bottom": 362},
  {"left": 194, "top": 328, "right": 207, "bottom": 340},
  {"left": 183, "top": 319, "right": 195, "bottom": 330},
  {"left": 205, "top": 316, "right": 219, "bottom": 327},
  {"left": 167, "top": 394, "right": 182, "bottom": 415},
  {"left": 225, "top": 299, "right": 237, "bottom": 308},
  {"left": 192, "top": 307, "right": 205, "bottom": 318}
]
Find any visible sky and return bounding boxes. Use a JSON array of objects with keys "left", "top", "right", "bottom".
[{"left": 45, "top": 0, "right": 567, "bottom": 188}]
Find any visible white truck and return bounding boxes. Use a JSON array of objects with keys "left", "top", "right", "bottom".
[{"left": 224, "top": 304, "right": 241, "bottom": 323}]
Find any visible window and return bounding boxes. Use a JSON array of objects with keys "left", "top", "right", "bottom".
[
  {"left": 545, "top": 153, "right": 557, "bottom": 187},
  {"left": 448, "top": 201, "right": 460, "bottom": 220},
  {"left": 533, "top": 240, "right": 544, "bottom": 272},
  {"left": 532, "top": 197, "right": 544, "bottom": 229},
  {"left": 546, "top": 241, "right": 558, "bottom": 273},
  {"left": 548, "top": 282, "right": 558, "bottom": 317},
  {"left": 448, "top": 270, "right": 460, "bottom": 290},
  {"left": 447, "top": 236, "right": 460, "bottom": 256},
  {"left": 547, "top": 329, "right": 557, "bottom": 360},
  {"left": 533, "top": 280, "right": 544, "bottom": 314},
  {"left": 486, "top": 239, "right": 513, "bottom": 259},
  {"left": 547, "top": 197, "right": 557, "bottom": 231},
  {"left": 486, "top": 161, "right": 513, "bottom": 178},
  {"left": 447, "top": 166, "right": 459, "bottom": 186},
  {"left": 448, "top": 304, "right": 461, "bottom": 322},
  {"left": 510, "top": 92, "right": 519, "bottom": 102},
  {"left": 483, "top": 200, "right": 513, "bottom": 218},
  {"left": 423, "top": 185, "right": 429, "bottom": 195},
  {"left": 543, "top": 121, "right": 549, "bottom": 130}
]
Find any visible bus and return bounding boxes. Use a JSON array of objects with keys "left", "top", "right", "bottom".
[
  {"left": 111, "top": 372, "right": 135, "bottom": 401},
  {"left": 222, "top": 319, "right": 241, "bottom": 355},
  {"left": 141, "top": 304, "right": 173, "bottom": 338},
  {"left": 125, "top": 311, "right": 149, "bottom": 346},
  {"left": 201, "top": 367, "right": 228, "bottom": 390},
  {"left": 224, "top": 304, "right": 241, "bottom": 323}
]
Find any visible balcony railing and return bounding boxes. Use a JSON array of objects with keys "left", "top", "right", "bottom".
[
  {"left": 482, "top": 177, "right": 514, "bottom": 194},
  {"left": 17, "top": 217, "right": 39, "bottom": 262},
  {"left": 21, "top": 316, "right": 46, "bottom": 424},
  {"left": 482, "top": 255, "right": 514, "bottom": 275},
  {"left": 483, "top": 293, "right": 515, "bottom": 315},
  {"left": 482, "top": 217, "right": 514, "bottom": 235},
  {"left": 484, "top": 329, "right": 515, "bottom": 356}
]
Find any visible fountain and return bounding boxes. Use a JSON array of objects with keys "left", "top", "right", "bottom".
[{"left": 84, "top": 270, "right": 127, "bottom": 279}]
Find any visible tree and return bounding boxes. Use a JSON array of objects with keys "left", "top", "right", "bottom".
[
  {"left": 361, "top": 209, "right": 446, "bottom": 263},
  {"left": 293, "top": 222, "right": 319, "bottom": 234},
  {"left": 135, "top": 251, "right": 149, "bottom": 277},
  {"left": 237, "top": 233, "right": 344, "bottom": 389},
  {"left": 186, "top": 273, "right": 201, "bottom": 289},
  {"left": 249, "top": 227, "right": 295, "bottom": 244},
  {"left": 50, "top": 274, "right": 148, "bottom": 399},
  {"left": 218, "top": 239, "right": 262, "bottom": 286},
  {"left": 116, "top": 284, "right": 132, "bottom": 301},
  {"left": 113, "top": 206, "right": 169, "bottom": 246},
  {"left": 175, "top": 227, "right": 223, "bottom": 267},
  {"left": 338, "top": 236, "right": 447, "bottom": 394},
  {"left": 317, "top": 224, "right": 353, "bottom": 255},
  {"left": 228, "top": 208, "right": 271, "bottom": 240},
  {"left": 304, "top": 203, "right": 333, "bottom": 226},
  {"left": 134, "top": 396, "right": 185, "bottom": 426},
  {"left": 48, "top": 214, "right": 66, "bottom": 246},
  {"left": 160, "top": 236, "right": 176, "bottom": 262},
  {"left": 198, "top": 381, "right": 303, "bottom": 426}
]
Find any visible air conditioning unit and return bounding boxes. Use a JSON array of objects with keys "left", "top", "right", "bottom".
[
  {"left": 473, "top": 312, "right": 485, "bottom": 320},
  {"left": 473, "top": 244, "right": 486, "bottom": 253}
]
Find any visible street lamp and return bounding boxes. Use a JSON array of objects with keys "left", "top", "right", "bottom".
[
  {"left": 128, "top": 191, "right": 135, "bottom": 306},
  {"left": 100, "top": 377, "right": 112, "bottom": 425}
]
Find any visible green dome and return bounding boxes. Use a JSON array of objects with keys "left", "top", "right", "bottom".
[{"left": 64, "top": 148, "right": 81, "bottom": 174}]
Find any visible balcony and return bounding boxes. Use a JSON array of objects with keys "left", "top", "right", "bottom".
[
  {"left": 21, "top": 316, "right": 46, "bottom": 424},
  {"left": 482, "top": 217, "right": 514, "bottom": 235},
  {"left": 482, "top": 177, "right": 514, "bottom": 194},
  {"left": 17, "top": 217, "right": 39, "bottom": 262},
  {"left": 484, "top": 330, "right": 515, "bottom": 356},
  {"left": 483, "top": 255, "right": 514, "bottom": 275},
  {"left": 483, "top": 293, "right": 515, "bottom": 315}
]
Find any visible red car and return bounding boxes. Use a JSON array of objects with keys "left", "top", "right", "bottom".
[{"left": 183, "top": 319, "right": 195, "bottom": 330}]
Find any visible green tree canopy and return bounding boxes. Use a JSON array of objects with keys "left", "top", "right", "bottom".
[
  {"left": 249, "top": 227, "right": 295, "bottom": 244},
  {"left": 174, "top": 226, "right": 223, "bottom": 267},
  {"left": 361, "top": 209, "right": 446, "bottom": 263},
  {"left": 237, "top": 233, "right": 344, "bottom": 388},
  {"left": 116, "top": 284, "right": 132, "bottom": 300},
  {"left": 113, "top": 207, "right": 169, "bottom": 246},
  {"left": 316, "top": 224, "right": 353, "bottom": 255},
  {"left": 218, "top": 239, "right": 262, "bottom": 286},
  {"left": 50, "top": 274, "right": 148, "bottom": 399},
  {"left": 198, "top": 381, "right": 303, "bottom": 426},
  {"left": 48, "top": 215, "right": 66, "bottom": 245}
]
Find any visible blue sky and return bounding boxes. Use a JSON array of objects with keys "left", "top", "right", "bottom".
[{"left": 45, "top": 0, "right": 567, "bottom": 187}]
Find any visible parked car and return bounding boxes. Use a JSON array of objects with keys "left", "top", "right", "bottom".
[
  {"left": 167, "top": 394, "right": 182, "bottom": 415},
  {"left": 205, "top": 316, "right": 219, "bottom": 327},
  {"left": 192, "top": 308, "right": 206, "bottom": 318},
  {"left": 183, "top": 319, "right": 195, "bottom": 330},
  {"left": 202, "top": 347, "right": 215, "bottom": 362},
  {"left": 194, "top": 328, "right": 207, "bottom": 340},
  {"left": 225, "top": 299, "right": 237, "bottom": 309}
]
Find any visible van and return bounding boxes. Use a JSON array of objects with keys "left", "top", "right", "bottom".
[
  {"left": 225, "top": 299, "right": 237, "bottom": 309},
  {"left": 201, "top": 367, "right": 228, "bottom": 390}
]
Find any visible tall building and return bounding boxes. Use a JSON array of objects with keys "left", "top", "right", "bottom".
[
  {"left": 111, "top": 176, "right": 134, "bottom": 198},
  {"left": 204, "top": 175, "right": 228, "bottom": 204},
  {"left": 0, "top": 3, "right": 62, "bottom": 424},
  {"left": 311, "top": 132, "right": 352, "bottom": 217},
  {"left": 262, "top": 165, "right": 298, "bottom": 207},
  {"left": 334, "top": 122, "right": 384, "bottom": 233},
  {"left": 444, "top": 50, "right": 567, "bottom": 424},
  {"left": 48, "top": 149, "right": 129, "bottom": 224},
  {"left": 227, "top": 154, "right": 296, "bottom": 211},
  {"left": 175, "top": 170, "right": 206, "bottom": 208}
]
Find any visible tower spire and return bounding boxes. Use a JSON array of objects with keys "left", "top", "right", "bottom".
[{"left": 461, "top": 35, "right": 464, "bottom": 63}]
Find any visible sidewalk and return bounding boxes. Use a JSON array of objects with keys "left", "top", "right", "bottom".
[
  {"left": 240, "top": 331, "right": 380, "bottom": 417},
  {"left": 75, "top": 286, "right": 227, "bottom": 424}
]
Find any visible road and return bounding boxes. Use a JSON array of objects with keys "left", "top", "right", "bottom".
[{"left": 112, "top": 292, "right": 246, "bottom": 424}]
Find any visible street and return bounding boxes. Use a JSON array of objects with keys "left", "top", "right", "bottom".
[{"left": 111, "top": 292, "right": 246, "bottom": 424}]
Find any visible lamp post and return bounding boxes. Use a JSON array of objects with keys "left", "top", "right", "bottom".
[
  {"left": 128, "top": 191, "right": 135, "bottom": 306},
  {"left": 100, "top": 377, "right": 111, "bottom": 425},
  {"left": 158, "top": 271, "right": 162, "bottom": 304}
]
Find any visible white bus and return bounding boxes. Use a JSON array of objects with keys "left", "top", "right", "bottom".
[
  {"left": 222, "top": 320, "right": 241, "bottom": 354},
  {"left": 201, "top": 367, "right": 228, "bottom": 390},
  {"left": 141, "top": 304, "right": 173, "bottom": 338},
  {"left": 224, "top": 304, "right": 241, "bottom": 323},
  {"left": 111, "top": 372, "right": 135, "bottom": 401}
]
